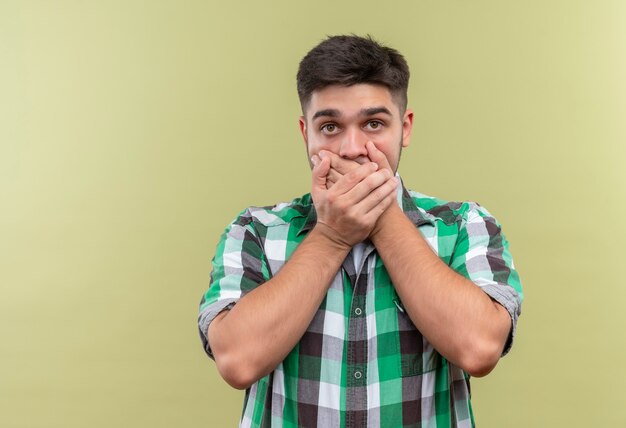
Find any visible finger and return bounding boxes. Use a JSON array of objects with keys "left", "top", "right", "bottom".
[
  {"left": 366, "top": 141, "right": 393, "bottom": 173},
  {"left": 330, "top": 161, "right": 379, "bottom": 195},
  {"left": 361, "top": 180, "right": 399, "bottom": 223},
  {"left": 366, "top": 192, "right": 398, "bottom": 228},
  {"left": 326, "top": 167, "right": 342, "bottom": 187},
  {"left": 342, "top": 167, "right": 393, "bottom": 205},
  {"left": 351, "top": 174, "right": 398, "bottom": 214},
  {"left": 311, "top": 155, "right": 331, "bottom": 191},
  {"left": 320, "top": 150, "right": 361, "bottom": 175}
]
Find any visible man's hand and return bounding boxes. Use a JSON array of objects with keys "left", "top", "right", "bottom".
[
  {"left": 324, "top": 154, "right": 361, "bottom": 188},
  {"left": 315, "top": 142, "right": 401, "bottom": 241},
  {"left": 310, "top": 150, "right": 397, "bottom": 249},
  {"left": 324, "top": 142, "right": 396, "bottom": 187}
]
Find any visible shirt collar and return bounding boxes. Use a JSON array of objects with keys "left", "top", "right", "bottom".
[
  {"left": 296, "top": 175, "right": 434, "bottom": 237},
  {"left": 397, "top": 175, "right": 435, "bottom": 227}
]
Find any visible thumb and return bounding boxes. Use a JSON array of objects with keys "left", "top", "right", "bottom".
[{"left": 311, "top": 155, "right": 331, "bottom": 190}]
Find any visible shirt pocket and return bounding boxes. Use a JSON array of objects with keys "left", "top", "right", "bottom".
[{"left": 394, "top": 298, "right": 444, "bottom": 377}]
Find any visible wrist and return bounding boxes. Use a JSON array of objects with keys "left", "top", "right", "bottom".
[
  {"left": 369, "top": 203, "right": 404, "bottom": 243},
  {"left": 310, "top": 223, "right": 353, "bottom": 253}
]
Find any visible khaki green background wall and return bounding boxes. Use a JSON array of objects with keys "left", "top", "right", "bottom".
[{"left": 1, "top": 1, "right": 624, "bottom": 427}]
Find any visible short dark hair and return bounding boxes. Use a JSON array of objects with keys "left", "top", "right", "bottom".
[{"left": 297, "top": 35, "right": 410, "bottom": 113}]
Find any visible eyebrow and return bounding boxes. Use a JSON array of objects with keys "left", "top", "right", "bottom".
[
  {"left": 312, "top": 109, "right": 340, "bottom": 120},
  {"left": 361, "top": 107, "right": 392, "bottom": 117},
  {"left": 311, "top": 106, "right": 392, "bottom": 121}
]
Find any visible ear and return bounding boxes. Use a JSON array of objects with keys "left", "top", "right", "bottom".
[
  {"left": 299, "top": 116, "right": 308, "bottom": 144},
  {"left": 401, "top": 109, "right": 414, "bottom": 148}
]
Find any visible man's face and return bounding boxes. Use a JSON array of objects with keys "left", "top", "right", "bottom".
[{"left": 299, "top": 84, "right": 413, "bottom": 173}]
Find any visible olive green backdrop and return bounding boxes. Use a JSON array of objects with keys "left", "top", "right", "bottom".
[{"left": 1, "top": 1, "right": 624, "bottom": 427}]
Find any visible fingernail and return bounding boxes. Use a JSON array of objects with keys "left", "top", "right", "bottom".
[
  {"left": 319, "top": 151, "right": 328, "bottom": 159},
  {"left": 311, "top": 155, "right": 319, "bottom": 166}
]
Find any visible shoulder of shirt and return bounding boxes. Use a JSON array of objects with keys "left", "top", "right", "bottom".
[
  {"left": 405, "top": 188, "right": 497, "bottom": 226},
  {"left": 230, "top": 193, "right": 313, "bottom": 228}
]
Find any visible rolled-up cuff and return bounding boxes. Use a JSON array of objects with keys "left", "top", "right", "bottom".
[
  {"left": 198, "top": 299, "right": 238, "bottom": 359},
  {"left": 480, "top": 284, "right": 522, "bottom": 356}
]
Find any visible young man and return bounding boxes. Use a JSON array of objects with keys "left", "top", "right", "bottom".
[{"left": 199, "top": 35, "right": 523, "bottom": 427}]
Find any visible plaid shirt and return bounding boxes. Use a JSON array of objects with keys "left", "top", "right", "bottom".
[{"left": 199, "top": 184, "right": 523, "bottom": 427}]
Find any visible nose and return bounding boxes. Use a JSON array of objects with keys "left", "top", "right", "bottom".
[{"left": 339, "top": 128, "right": 368, "bottom": 160}]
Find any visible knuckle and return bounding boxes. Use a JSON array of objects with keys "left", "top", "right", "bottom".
[
  {"left": 377, "top": 170, "right": 391, "bottom": 183},
  {"left": 364, "top": 172, "right": 379, "bottom": 186},
  {"left": 355, "top": 217, "right": 368, "bottom": 230}
]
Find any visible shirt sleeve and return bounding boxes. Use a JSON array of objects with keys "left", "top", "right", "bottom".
[
  {"left": 449, "top": 203, "right": 524, "bottom": 356},
  {"left": 198, "top": 210, "right": 270, "bottom": 359}
]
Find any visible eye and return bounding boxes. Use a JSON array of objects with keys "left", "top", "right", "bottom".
[
  {"left": 365, "top": 120, "right": 383, "bottom": 130},
  {"left": 321, "top": 123, "right": 339, "bottom": 135}
]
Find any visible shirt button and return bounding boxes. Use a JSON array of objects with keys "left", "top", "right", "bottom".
[
  {"left": 354, "top": 371, "right": 362, "bottom": 379},
  {"left": 354, "top": 307, "right": 362, "bottom": 316}
]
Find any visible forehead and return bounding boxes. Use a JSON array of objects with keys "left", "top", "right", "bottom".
[{"left": 305, "top": 84, "right": 399, "bottom": 119}]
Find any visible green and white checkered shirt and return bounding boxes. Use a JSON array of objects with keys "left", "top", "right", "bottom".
[{"left": 199, "top": 184, "right": 523, "bottom": 427}]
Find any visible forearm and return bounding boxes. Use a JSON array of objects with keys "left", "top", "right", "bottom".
[
  {"left": 208, "top": 226, "right": 350, "bottom": 389},
  {"left": 371, "top": 204, "right": 511, "bottom": 377}
]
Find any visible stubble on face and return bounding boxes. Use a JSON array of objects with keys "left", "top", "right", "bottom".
[{"left": 300, "top": 84, "right": 412, "bottom": 174}]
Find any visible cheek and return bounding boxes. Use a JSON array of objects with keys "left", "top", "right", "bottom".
[
  {"left": 372, "top": 142, "right": 395, "bottom": 158},
  {"left": 373, "top": 141, "right": 402, "bottom": 166},
  {"left": 305, "top": 140, "right": 320, "bottom": 156},
  {"left": 307, "top": 135, "right": 338, "bottom": 155}
]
